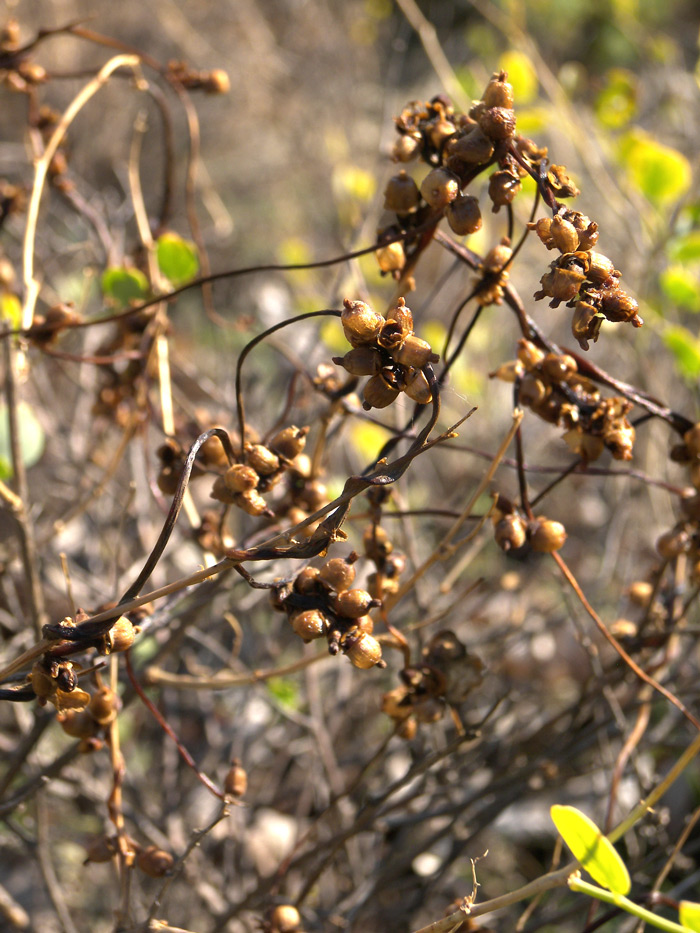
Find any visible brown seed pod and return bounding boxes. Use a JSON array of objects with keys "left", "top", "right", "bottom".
[
  {"left": 224, "top": 760, "right": 248, "bottom": 797},
  {"left": 211, "top": 475, "right": 236, "bottom": 504},
  {"left": 245, "top": 444, "right": 280, "bottom": 476},
  {"left": 344, "top": 632, "right": 383, "bottom": 669},
  {"left": 392, "top": 334, "right": 439, "bottom": 368},
  {"left": 494, "top": 514, "right": 527, "bottom": 551},
  {"left": 294, "top": 566, "right": 321, "bottom": 594},
  {"left": 419, "top": 168, "right": 460, "bottom": 209},
  {"left": 362, "top": 371, "right": 401, "bottom": 411},
  {"left": 478, "top": 106, "right": 516, "bottom": 140},
  {"left": 383, "top": 171, "right": 420, "bottom": 213},
  {"left": 587, "top": 251, "right": 617, "bottom": 285},
  {"left": 235, "top": 489, "right": 269, "bottom": 516},
  {"left": 270, "top": 426, "right": 309, "bottom": 461},
  {"left": 549, "top": 215, "right": 580, "bottom": 253},
  {"left": 392, "top": 133, "right": 421, "bottom": 162},
  {"left": 683, "top": 423, "right": 700, "bottom": 458},
  {"left": 88, "top": 687, "right": 118, "bottom": 726},
  {"left": 403, "top": 368, "right": 432, "bottom": 404},
  {"left": 376, "top": 241, "right": 405, "bottom": 273},
  {"left": 445, "top": 125, "right": 494, "bottom": 166},
  {"left": 269, "top": 905, "right": 301, "bottom": 932},
  {"left": 519, "top": 374, "right": 548, "bottom": 407},
  {"left": 224, "top": 463, "right": 260, "bottom": 493},
  {"left": 136, "top": 845, "right": 174, "bottom": 878},
  {"left": 386, "top": 297, "right": 414, "bottom": 335},
  {"left": 483, "top": 71, "right": 514, "bottom": 109},
  {"left": 541, "top": 353, "right": 577, "bottom": 382},
  {"left": 445, "top": 194, "right": 482, "bottom": 235},
  {"left": 341, "top": 298, "right": 385, "bottom": 347},
  {"left": 59, "top": 709, "right": 99, "bottom": 739},
  {"left": 490, "top": 360, "right": 525, "bottom": 383},
  {"left": 291, "top": 609, "right": 328, "bottom": 641},
  {"left": 656, "top": 528, "right": 690, "bottom": 560},
  {"left": 334, "top": 346, "right": 383, "bottom": 377},
  {"left": 382, "top": 685, "right": 414, "bottom": 721},
  {"left": 364, "top": 525, "right": 393, "bottom": 563},
  {"left": 203, "top": 68, "right": 231, "bottom": 94},
  {"left": 627, "top": 581, "right": 654, "bottom": 606},
  {"left": 529, "top": 518, "right": 567, "bottom": 553},
  {"left": 83, "top": 835, "right": 119, "bottom": 865},
  {"left": 427, "top": 116, "right": 456, "bottom": 150},
  {"left": 516, "top": 339, "right": 545, "bottom": 370},
  {"left": 331, "top": 588, "right": 375, "bottom": 619},
  {"left": 105, "top": 616, "right": 137, "bottom": 653},
  {"left": 199, "top": 434, "right": 229, "bottom": 468},
  {"left": 488, "top": 170, "right": 521, "bottom": 211},
  {"left": 318, "top": 557, "right": 357, "bottom": 591}
]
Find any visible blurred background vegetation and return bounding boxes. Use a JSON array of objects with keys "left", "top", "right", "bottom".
[{"left": 1, "top": 0, "right": 700, "bottom": 931}]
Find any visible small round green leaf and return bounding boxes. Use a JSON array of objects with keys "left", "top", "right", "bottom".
[
  {"left": 498, "top": 51, "right": 538, "bottom": 104},
  {"left": 101, "top": 267, "right": 150, "bottom": 308},
  {"left": 595, "top": 69, "right": 637, "bottom": 129},
  {"left": 156, "top": 233, "right": 199, "bottom": 286},
  {"left": 679, "top": 901, "right": 700, "bottom": 932},
  {"left": 0, "top": 401, "right": 46, "bottom": 479},
  {"left": 0, "top": 292, "right": 22, "bottom": 328},
  {"left": 667, "top": 232, "right": 700, "bottom": 265},
  {"left": 551, "top": 805, "right": 631, "bottom": 895},
  {"left": 660, "top": 266, "right": 700, "bottom": 313},
  {"left": 617, "top": 130, "right": 692, "bottom": 206}
]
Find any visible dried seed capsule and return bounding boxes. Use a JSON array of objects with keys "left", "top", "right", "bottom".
[
  {"left": 494, "top": 514, "right": 527, "bottom": 551},
  {"left": 211, "top": 475, "right": 236, "bottom": 504},
  {"left": 294, "top": 566, "right": 321, "bottom": 594},
  {"left": 84, "top": 835, "right": 119, "bottom": 864},
  {"left": 488, "top": 170, "right": 521, "bottom": 211},
  {"left": 587, "top": 251, "right": 617, "bottom": 285},
  {"left": 529, "top": 518, "right": 567, "bottom": 553},
  {"left": 599, "top": 287, "right": 642, "bottom": 325},
  {"left": 318, "top": 557, "right": 356, "bottom": 591},
  {"left": 683, "top": 423, "right": 700, "bottom": 457},
  {"left": 403, "top": 368, "right": 432, "bottom": 404},
  {"left": 203, "top": 68, "right": 231, "bottom": 94},
  {"left": 478, "top": 106, "right": 516, "bottom": 140},
  {"left": 137, "top": 845, "right": 174, "bottom": 878},
  {"left": 427, "top": 116, "right": 456, "bottom": 150},
  {"left": 446, "top": 125, "right": 494, "bottom": 165},
  {"left": 549, "top": 215, "right": 579, "bottom": 253},
  {"left": 362, "top": 372, "right": 400, "bottom": 410},
  {"left": 224, "top": 463, "right": 260, "bottom": 493},
  {"left": 490, "top": 360, "right": 524, "bottom": 383},
  {"left": 341, "top": 298, "right": 385, "bottom": 347},
  {"left": 296, "top": 479, "right": 327, "bottom": 512},
  {"left": 519, "top": 374, "right": 548, "bottom": 406},
  {"left": 392, "top": 133, "right": 421, "bottom": 162},
  {"left": 483, "top": 241, "right": 513, "bottom": 274},
  {"left": 270, "top": 426, "right": 308, "bottom": 461},
  {"left": 344, "top": 632, "right": 382, "bottom": 669},
  {"left": 445, "top": 194, "right": 482, "bottom": 235},
  {"left": 363, "top": 525, "right": 393, "bottom": 562},
  {"left": 397, "top": 716, "right": 417, "bottom": 740},
  {"left": 106, "top": 616, "right": 136, "bottom": 653},
  {"left": 382, "top": 685, "right": 413, "bottom": 720},
  {"left": 376, "top": 241, "right": 405, "bottom": 273},
  {"left": 334, "top": 347, "right": 383, "bottom": 376},
  {"left": 516, "top": 339, "right": 545, "bottom": 370},
  {"left": 331, "top": 588, "right": 375, "bottom": 619},
  {"left": 354, "top": 614, "right": 375, "bottom": 634},
  {"left": 59, "top": 709, "right": 99, "bottom": 739},
  {"left": 235, "top": 489, "right": 269, "bottom": 516},
  {"left": 603, "top": 420, "right": 635, "bottom": 461},
  {"left": 541, "top": 353, "right": 577, "bottom": 382},
  {"left": 413, "top": 697, "right": 445, "bottom": 723},
  {"left": 656, "top": 528, "right": 689, "bottom": 559},
  {"left": 392, "top": 334, "right": 439, "bottom": 368},
  {"left": 386, "top": 297, "right": 414, "bottom": 335},
  {"left": 245, "top": 444, "right": 279, "bottom": 476},
  {"left": 571, "top": 300, "right": 603, "bottom": 350},
  {"left": 269, "top": 905, "right": 301, "bottom": 932},
  {"left": 419, "top": 168, "right": 460, "bottom": 209},
  {"left": 483, "top": 71, "right": 514, "bottom": 109},
  {"left": 627, "top": 581, "right": 654, "bottom": 606},
  {"left": 199, "top": 434, "right": 229, "bottom": 468},
  {"left": 383, "top": 171, "right": 420, "bottom": 213},
  {"left": 291, "top": 609, "right": 327, "bottom": 641},
  {"left": 224, "top": 760, "right": 247, "bottom": 797},
  {"left": 88, "top": 687, "right": 118, "bottom": 725}
]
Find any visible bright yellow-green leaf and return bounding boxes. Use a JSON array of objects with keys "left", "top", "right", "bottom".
[
  {"left": 664, "top": 325, "right": 700, "bottom": 379},
  {"left": 350, "top": 420, "right": 392, "bottom": 463},
  {"left": 156, "top": 232, "right": 199, "bottom": 287},
  {"left": 514, "top": 106, "right": 547, "bottom": 135},
  {"left": 679, "top": 901, "right": 700, "bottom": 932},
  {"left": 101, "top": 267, "right": 149, "bottom": 308},
  {"left": 0, "top": 292, "right": 22, "bottom": 328},
  {"left": 659, "top": 266, "right": 700, "bottom": 312},
  {"left": 595, "top": 69, "right": 637, "bottom": 129},
  {"left": 499, "top": 51, "right": 538, "bottom": 105},
  {"left": 551, "top": 805, "right": 631, "bottom": 895},
  {"left": 267, "top": 676, "right": 300, "bottom": 710},
  {"left": 320, "top": 318, "right": 347, "bottom": 355},
  {"left": 0, "top": 400, "right": 46, "bottom": 480},
  {"left": 332, "top": 164, "right": 376, "bottom": 204},
  {"left": 667, "top": 231, "right": 700, "bottom": 264},
  {"left": 278, "top": 236, "right": 313, "bottom": 267},
  {"left": 617, "top": 130, "right": 692, "bottom": 206}
]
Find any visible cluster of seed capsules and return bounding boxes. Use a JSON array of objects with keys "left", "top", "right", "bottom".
[
  {"left": 381, "top": 630, "right": 484, "bottom": 740},
  {"left": 490, "top": 492, "right": 567, "bottom": 555},
  {"left": 529, "top": 212, "right": 643, "bottom": 350},
  {"left": 273, "top": 552, "right": 385, "bottom": 670},
  {"left": 333, "top": 297, "right": 439, "bottom": 410},
  {"left": 492, "top": 338, "right": 636, "bottom": 462},
  {"left": 29, "top": 614, "right": 137, "bottom": 749}
]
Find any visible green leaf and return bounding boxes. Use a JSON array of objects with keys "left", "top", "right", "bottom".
[
  {"left": 350, "top": 421, "right": 392, "bottom": 463},
  {"left": 680, "top": 901, "right": 700, "bottom": 932},
  {"left": 0, "top": 401, "right": 46, "bottom": 479},
  {"left": 659, "top": 266, "right": 700, "bottom": 313},
  {"left": 617, "top": 130, "right": 692, "bottom": 206},
  {"left": 667, "top": 231, "right": 700, "bottom": 264},
  {"left": 551, "top": 805, "right": 631, "bottom": 895},
  {"left": 156, "top": 233, "right": 199, "bottom": 287},
  {"left": 267, "top": 677, "right": 300, "bottom": 710},
  {"left": 0, "top": 292, "right": 22, "bottom": 328},
  {"left": 664, "top": 326, "right": 700, "bottom": 379},
  {"left": 101, "top": 267, "right": 150, "bottom": 308},
  {"left": 498, "top": 51, "right": 538, "bottom": 104},
  {"left": 595, "top": 69, "right": 637, "bottom": 129}
]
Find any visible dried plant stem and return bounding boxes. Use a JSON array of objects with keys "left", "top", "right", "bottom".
[{"left": 22, "top": 53, "right": 142, "bottom": 331}]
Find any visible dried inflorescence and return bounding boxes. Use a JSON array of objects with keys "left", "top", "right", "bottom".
[
  {"left": 333, "top": 297, "right": 439, "bottom": 409},
  {"left": 490, "top": 493, "right": 567, "bottom": 554},
  {"left": 382, "top": 630, "right": 484, "bottom": 738},
  {"left": 272, "top": 553, "right": 385, "bottom": 670},
  {"left": 491, "top": 339, "right": 636, "bottom": 461}
]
